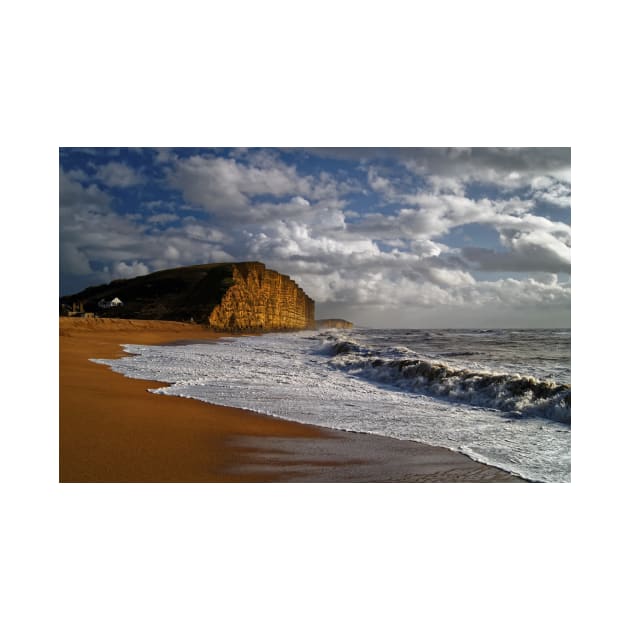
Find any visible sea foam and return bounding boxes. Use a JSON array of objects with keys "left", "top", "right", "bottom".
[
  {"left": 325, "top": 337, "right": 570, "bottom": 423},
  {"left": 92, "top": 329, "right": 571, "bottom": 482}
]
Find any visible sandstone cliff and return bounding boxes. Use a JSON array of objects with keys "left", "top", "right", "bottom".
[
  {"left": 208, "top": 262, "right": 314, "bottom": 331},
  {"left": 60, "top": 262, "right": 315, "bottom": 332}
]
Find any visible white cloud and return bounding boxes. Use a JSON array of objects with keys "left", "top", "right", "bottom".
[
  {"left": 289, "top": 263, "right": 569, "bottom": 313},
  {"left": 367, "top": 166, "right": 394, "bottom": 195},
  {"left": 400, "top": 147, "right": 571, "bottom": 191},
  {"left": 94, "top": 162, "right": 145, "bottom": 188},
  {"left": 60, "top": 168, "right": 111, "bottom": 218},
  {"left": 291, "top": 196, "right": 310, "bottom": 207},
  {"left": 168, "top": 155, "right": 313, "bottom": 214},
  {"left": 425, "top": 174, "right": 466, "bottom": 195},
  {"left": 501, "top": 229, "right": 571, "bottom": 269},
  {"left": 113, "top": 260, "right": 150, "bottom": 278},
  {"left": 60, "top": 168, "right": 235, "bottom": 292},
  {"left": 426, "top": 267, "right": 476, "bottom": 288},
  {"left": 410, "top": 238, "right": 445, "bottom": 258},
  {"left": 167, "top": 154, "right": 353, "bottom": 222},
  {"left": 473, "top": 275, "right": 571, "bottom": 308},
  {"left": 532, "top": 180, "right": 571, "bottom": 207}
]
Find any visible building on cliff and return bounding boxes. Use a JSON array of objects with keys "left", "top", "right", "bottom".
[
  {"left": 98, "top": 297, "right": 124, "bottom": 309},
  {"left": 60, "top": 262, "right": 315, "bottom": 332}
]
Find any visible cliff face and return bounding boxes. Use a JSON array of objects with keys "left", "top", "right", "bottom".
[
  {"left": 314, "top": 319, "right": 354, "bottom": 329},
  {"left": 60, "top": 262, "right": 315, "bottom": 332},
  {"left": 209, "top": 263, "right": 314, "bottom": 331}
]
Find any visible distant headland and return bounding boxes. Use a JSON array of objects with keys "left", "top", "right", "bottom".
[{"left": 314, "top": 319, "right": 354, "bottom": 329}]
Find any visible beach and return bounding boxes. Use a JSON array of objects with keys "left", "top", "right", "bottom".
[{"left": 59, "top": 318, "right": 525, "bottom": 482}]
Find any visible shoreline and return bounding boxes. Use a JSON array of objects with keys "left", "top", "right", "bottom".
[{"left": 59, "top": 318, "right": 525, "bottom": 482}]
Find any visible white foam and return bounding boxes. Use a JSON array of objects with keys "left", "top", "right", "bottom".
[{"left": 92, "top": 331, "right": 571, "bottom": 482}]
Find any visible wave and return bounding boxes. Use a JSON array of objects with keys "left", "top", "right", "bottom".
[{"left": 322, "top": 336, "right": 570, "bottom": 424}]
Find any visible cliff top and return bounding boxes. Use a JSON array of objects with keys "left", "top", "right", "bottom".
[{"left": 59, "top": 261, "right": 312, "bottom": 324}]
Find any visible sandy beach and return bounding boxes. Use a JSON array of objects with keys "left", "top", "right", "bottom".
[{"left": 59, "top": 318, "right": 525, "bottom": 482}]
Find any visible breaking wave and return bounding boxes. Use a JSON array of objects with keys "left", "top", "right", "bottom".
[{"left": 323, "top": 336, "right": 571, "bottom": 424}]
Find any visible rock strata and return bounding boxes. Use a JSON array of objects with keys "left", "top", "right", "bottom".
[{"left": 208, "top": 262, "right": 315, "bottom": 331}]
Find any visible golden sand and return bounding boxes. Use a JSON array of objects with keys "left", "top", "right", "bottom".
[{"left": 59, "top": 318, "right": 524, "bottom": 482}]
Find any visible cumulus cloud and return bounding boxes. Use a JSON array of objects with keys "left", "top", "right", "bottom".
[
  {"left": 167, "top": 154, "right": 354, "bottom": 222},
  {"left": 344, "top": 192, "right": 570, "bottom": 282},
  {"left": 286, "top": 262, "right": 570, "bottom": 314},
  {"left": 367, "top": 166, "right": 395, "bottom": 196},
  {"left": 304, "top": 147, "right": 570, "bottom": 185},
  {"left": 473, "top": 275, "right": 571, "bottom": 308},
  {"left": 59, "top": 167, "right": 234, "bottom": 292},
  {"left": 291, "top": 196, "right": 310, "bottom": 207},
  {"left": 94, "top": 162, "right": 145, "bottom": 188},
  {"left": 60, "top": 168, "right": 111, "bottom": 218},
  {"left": 403, "top": 147, "right": 570, "bottom": 188},
  {"left": 531, "top": 178, "right": 571, "bottom": 208},
  {"left": 460, "top": 240, "right": 570, "bottom": 274},
  {"left": 168, "top": 155, "right": 312, "bottom": 215},
  {"left": 112, "top": 260, "right": 150, "bottom": 278}
]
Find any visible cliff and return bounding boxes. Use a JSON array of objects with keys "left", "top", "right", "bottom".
[
  {"left": 209, "top": 263, "right": 314, "bottom": 330},
  {"left": 314, "top": 319, "right": 354, "bottom": 329},
  {"left": 60, "top": 262, "right": 315, "bottom": 332}
]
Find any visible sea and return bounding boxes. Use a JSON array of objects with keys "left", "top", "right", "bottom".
[{"left": 92, "top": 328, "right": 571, "bottom": 482}]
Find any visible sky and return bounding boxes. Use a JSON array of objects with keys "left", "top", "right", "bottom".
[{"left": 59, "top": 147, "right": 570, "bottom": 328}]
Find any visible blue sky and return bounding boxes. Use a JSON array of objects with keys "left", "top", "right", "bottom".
[{"left": 59, "top": 147, "right": 570, "bottom": 327}]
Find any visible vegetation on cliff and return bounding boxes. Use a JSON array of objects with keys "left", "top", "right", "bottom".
[{"left": 60, "top": 262, "right": 315, "bottom": 331}]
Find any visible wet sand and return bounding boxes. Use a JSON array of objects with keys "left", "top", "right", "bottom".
[{"left": 59, "top": 318, "right": 525, "bottom": 482}]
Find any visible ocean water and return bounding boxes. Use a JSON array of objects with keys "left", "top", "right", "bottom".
[{"left": 92, "top": 328, "right": 571, "bottom": 482}]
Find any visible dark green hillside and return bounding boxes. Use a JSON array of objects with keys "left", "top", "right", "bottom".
[{"left": 60, "top": 263, "right": 238, "bottom": 322}]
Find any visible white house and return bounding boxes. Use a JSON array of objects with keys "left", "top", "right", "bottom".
[{"left": 98, "top": 297, "right": 124, "bottom": 308}]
